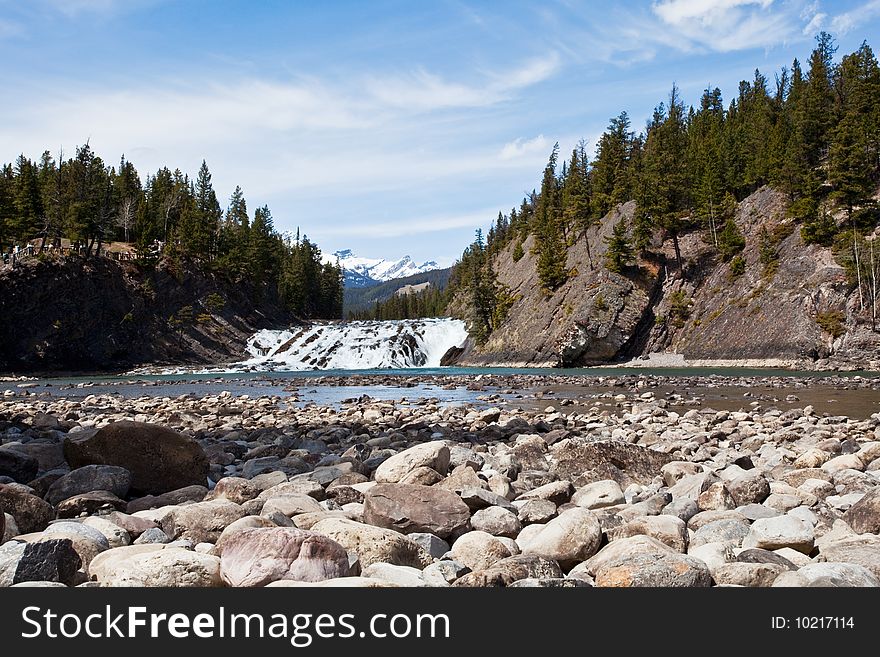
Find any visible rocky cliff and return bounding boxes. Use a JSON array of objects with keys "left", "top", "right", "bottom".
[
  {"left": 0, "top": 256, "right": 294, "bottom": 374},
  {"left": 452, "top": 186, "right": 880, "bottom": 370}
]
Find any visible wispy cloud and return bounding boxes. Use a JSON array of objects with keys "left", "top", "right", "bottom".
[
  {"left": 830, "top": 0, "right": 880, "bottom": 35},
  {"left": 499, "top": 135, "right": 549, "bottom": 161},
  {"left": 365, "top": 53, "right": 560, "bottom": 112},
  {"left": 650, "top": 0, "right": 805, "bottom": 52}
]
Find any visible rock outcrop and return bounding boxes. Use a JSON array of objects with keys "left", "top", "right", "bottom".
[
  {"left": 0, "top": 255, "right": 293, "bottom": 373},
  {"left": 449, "top": 186, "right": 880, "bottom": 369}
]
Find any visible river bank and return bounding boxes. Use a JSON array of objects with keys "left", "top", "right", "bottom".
[{"left": 1, "top": 372, "right": 879, "bottom": 587}]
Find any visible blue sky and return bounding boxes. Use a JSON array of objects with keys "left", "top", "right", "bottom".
[{"left": 1, "top": 0, "right": 879, "bottom": 266}]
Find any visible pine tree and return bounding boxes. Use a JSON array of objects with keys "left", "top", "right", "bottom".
[
  {"left": 534, "top": 144, "right": 568, "bottom": 291},
  {"left": 604, "top": 218, "right": 634, "bottom": 273},
  {"left": 562, "top": 141, "right": 594, "bottom": 263},
  {"left": 591, "top": 112, "right": 633, "bottom": 218},
  {"left": 717, "top": 217, "right": 745, "bottom": 262}
]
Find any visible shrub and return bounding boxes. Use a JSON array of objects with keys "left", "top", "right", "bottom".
[
  {"left": 816, "top": 310, "right": 845, "bottom": 338},
  {"left": 668, "top": 291, "right": 692, "bottom": 328},
  {"left": 512, "top": 241, "right": 525, "bottom": 262},
  {"left": 729, "top": 255, "right": 745, "bottom": 279}
]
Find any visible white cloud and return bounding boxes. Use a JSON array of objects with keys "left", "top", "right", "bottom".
[
  {"left": 499, "top": 135, "right": 549, "bottom": 161},
  {"left": 365, "top": 53, "right": 560, "bottom": 112},
  {"left": 830, "top": 0, "right": 880, "bottom": 35},
  {"left": 653, "top": 0, "right": 774, "bottom": 26},
  {"left": 802, "top": 11, "right": 827, "bottom": 34},
  {"left": 650, "top": 0, "right": 806, "bottom": 52}
]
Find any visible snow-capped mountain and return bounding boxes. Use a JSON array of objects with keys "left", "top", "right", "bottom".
[{"left": 322, "top": 249, "right": 439, "bottom": 287}]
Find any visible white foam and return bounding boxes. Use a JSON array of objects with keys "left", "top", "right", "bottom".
[{"left": 131, "top": 318, "right": 468, "bottom": 375}]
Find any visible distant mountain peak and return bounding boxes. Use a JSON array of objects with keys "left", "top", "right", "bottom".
[{"left": 321, "top": 249, "right": 440, "bottom": 287}]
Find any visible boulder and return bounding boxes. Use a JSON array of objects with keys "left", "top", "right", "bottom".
[
  {"left": 41, "top": 521, "right": 110, "bottom": 570},
  {"left": 398, "top": 467, "right": 444, "bottom": 486},
  {"left": 843, "top": 488, "right": 880, "bottom": 534},
  {"left": 101, "top": 511, "right": 158, "bottom": 538},
  {"left": 0, "top": 450, "right": 38, "bottom": 484},
  {"left": 44, "top": 465, "right": 132, "bottom": 506},
  {"left": 361, "top": 563, "right": 429, "bottom": 587},
  {"left": 310, "top": 517, "right": 432, "bottom": 569},
  {"left": 469, "top": 507, "right": 522, "bottom": 538},
  {"left": 450, "top": 531, "right": 513, "bottom": 572},
  {"left": 727, "top": 471, "right": 771, "bottom": 506},
  {"left": 11, "top": 538, "right": 81, "bottom": 586},
  {"left": 521, "top": 507, "right": 602, "bottom": 569},
  {"left": 219, "top": 527, "right": 351, "bottom": 586},
  {"left": 363, "top": 483, "right": 470, "bottom": 539},
  {"left": 260, "top": 494, "right": 324, "bottom": 518},
  {"left": 516, "top": 499, "right": 557, "bottom": 525},
  {"left": 773, "top": 563, "right": 880, "bottom": 587},
  {"left": 690, "top": 519, "right": 751, "bottom": 550},
  {"left": 0, "top": 541, "right": 27, "bottom": 587},
  {"left": 215, "top": 516, "right": 278, "bottom": 552},
  {"left": 578, "top": 535, "right": 674, "bottom": 577},
  {"left": 56, "top": 491, "right": 128, "bottom": 518},
  {"left": 160, "top": 500, "right": 246, "bottom": 544},
  {"left": 514, "top": 480, "right": 573, "bottom": 505},
  {"left": 819, "top": 534, "right": 880, "bottom": 579},
  {"left": 1, "top": 442, "right": 65, "bottom": 473},
  {"left": 434, "top": 465, "right": 483, "bottom": 493},
  {"left": 126, "top": 486, "right": 210, "bottom": 514},
  {"left": 205, "top": 477, "right": 261, "bottom": 505},
  {"left": 374, "top": 442, "right": 450, "bottom": 484},
  {"left": 408, "top": 533, "right": 450, "bottom": 560},
  {"left": 742, "top": 515, "right": 815, "bottom": 554},
  {"left": 595, "top": 553, "right": 712, "bottom": 587},
  {"left": 459, "top": 488, "right": 516, "bottom": 512},
  {"left": 82, "top": 517, "right": 131, "bottom": 549},
  {"left": 133, "top": 527, "right": 171, "bottom": 545},
  {"left": 571, "top": 480, "right": 625, "bottom": 510},
  {"left": 608, "top": 515, "right": 688, "bottom": 553},
  {"left": 687, "top": 542, "right": 735, "bottom": 578},
  {"left": 452, "top": 554, "right": 563, "bottom": 587},
  {"left": 712, "top": 562, "right": 785, "bottom": 587},
  {"left": 552, "top": 441, "right": 672, "bottom": 487},
  {"left": 64, "top": 421, "right": 209, "bottom": 495},
  {"left": 100, "top": 548, "right": 222, "bottom": 587},
  {"left": 735, "top": 548, "right": 798, "bottom": 571},
  {"left": 697, "top": 482, "right": 737, "bottom": 511}
]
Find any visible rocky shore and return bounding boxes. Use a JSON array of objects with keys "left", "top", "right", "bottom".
[{"left": 1, "top": 375, "right": 879, "bottom": 588}]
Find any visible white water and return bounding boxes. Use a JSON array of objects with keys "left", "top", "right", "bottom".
[{"left": 239, "top": 318, "right": 468, "bottom": 372}]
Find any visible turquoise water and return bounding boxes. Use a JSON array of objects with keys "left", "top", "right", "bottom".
[{"left": 3, "top": 365, "right": 880, "bottom": 389}]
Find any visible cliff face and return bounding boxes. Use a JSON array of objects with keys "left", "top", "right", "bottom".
[
  {"left": 0, "top": 256, "right": 293, "bottom": 374},
  {"left": 454, "top": 202, "right": 661, "bottom": 367},
  {"left": 454, "top": 186, "right": 880, "bottom": 370}
]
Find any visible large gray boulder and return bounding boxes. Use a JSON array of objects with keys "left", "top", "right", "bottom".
[
  {"left": 363, "top": 483, "right": 470, "bottom": 539},
  {"left": 45, "top": 465, "right": 131, "bottom": 506},
  {"left": 64, "top": 421, "right": 208, "bottom": 495}
]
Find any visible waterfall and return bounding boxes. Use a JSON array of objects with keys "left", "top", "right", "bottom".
[{"left": 237, "top": 318, "right": 468, "bottom": 371}]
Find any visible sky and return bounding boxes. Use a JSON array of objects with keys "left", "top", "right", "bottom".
[{"left": 1, "top": 1, "right": 879, "bottom": 266}]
